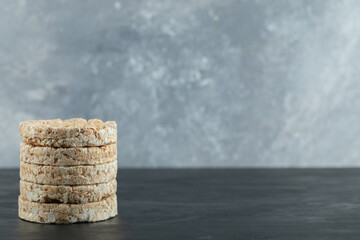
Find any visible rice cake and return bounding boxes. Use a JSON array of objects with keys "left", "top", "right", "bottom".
[
  {"left": 20, "top": 161, "right": 117, "bottom": 185},
  {"left": 20, "top": 179, "right": 117, "bottom": 204},
  {"left": 20, "top": 142, "right": 117, "bottom": 166},
  {"left": 18, "top": 194, "right": 117, "bottom": 224},
  {"left": 20, "top": 118, "right": 117, "bottom": 147}
]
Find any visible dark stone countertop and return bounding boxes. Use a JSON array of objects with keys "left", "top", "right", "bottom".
[{"left": 1, "top": 168, "right": 360, "bottom": 240}]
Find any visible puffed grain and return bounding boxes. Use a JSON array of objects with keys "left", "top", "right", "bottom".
[
  {"left": 20, "top": 118, "right": 117, "bottom": 147},
  {"left": 18, "top": 194, "right": 117, "bottom": 224},
  {"left": 20, "top": 142, "right": 117, "bottom": 165},
  {"left": 20, "top": 161, "right": 117, "bottom": 185},
  {"left": 20, "top": 179, "right": 117, "bottom": 203}
]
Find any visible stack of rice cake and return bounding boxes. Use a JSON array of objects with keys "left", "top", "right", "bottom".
[{"left": 18, "top": 118, "right": 118, "bottom": 224}]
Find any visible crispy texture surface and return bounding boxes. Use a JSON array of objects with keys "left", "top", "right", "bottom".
[
  {"left": 18, "top": 194, "right": 117, "bottom": 224},
  {"left": 20, "top": 161, "right": 117, "bottom": 185},
  {"left": 20, "top": 179, "right": 117, "bottom": 204},
  {"left": 20, "top": 142, "right": 117, "bottom": 165},
  {"left": 20, "top": 118, "right": 117, "bottom": 147}
]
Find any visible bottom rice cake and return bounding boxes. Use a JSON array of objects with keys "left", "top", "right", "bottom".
[
  {"left": 20, "top": 179, "right": 117, "bottom": 204},
  {"left": 18, "top": 194, "right": 117, "bottom": 224}
]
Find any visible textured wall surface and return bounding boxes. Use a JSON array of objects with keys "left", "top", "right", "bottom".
[{"left": 1, "top": 0, "right": 360, "bottom": 167}]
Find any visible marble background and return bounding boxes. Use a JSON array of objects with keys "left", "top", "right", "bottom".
[{"left": 1, "top": 0, "right": 360, "bottom": 167}]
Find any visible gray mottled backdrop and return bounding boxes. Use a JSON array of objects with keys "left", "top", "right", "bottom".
[{"left": 1, "top": 0, "right": 360, "bottom": 167}]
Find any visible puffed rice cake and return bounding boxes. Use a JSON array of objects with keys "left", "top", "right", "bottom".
[
  {"left": 20, "top": 161, "right": 117, "bottom": 185},
  {"left": 20, "top": 179, "right": 117, "bottom": 204},
  {"left": 20, "top": 142, "right": 117, "bottom": 165},
  {"left": 18, "top": 194, "right": 117, "bottom": 224},
  {"left": 20, "top": 118, "right": 117, "bottom": 147}
]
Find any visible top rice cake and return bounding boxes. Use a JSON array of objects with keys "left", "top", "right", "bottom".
[{"left": 20, "top": 118, "right": 117, "bottom": 147}]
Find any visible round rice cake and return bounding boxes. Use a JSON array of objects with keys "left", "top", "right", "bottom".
[
  {"left": 20, "top": 161, "right": 117, "bottom": 185},
  {"left": 20, "top": 179, "right": 117, "bottom": 204},
  {"left": 20, "top": 142, "right": 117, "bottom": 165},
  {"left": 18, "top": 194, "right": 118, "bottom": 224},
  {"left": 20, "top": 118, "right": 117, "bottom": 147}
]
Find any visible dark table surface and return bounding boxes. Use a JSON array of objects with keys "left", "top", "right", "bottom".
[{"left": 1, "top": 169, "right": 360, "bottom": 240}]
